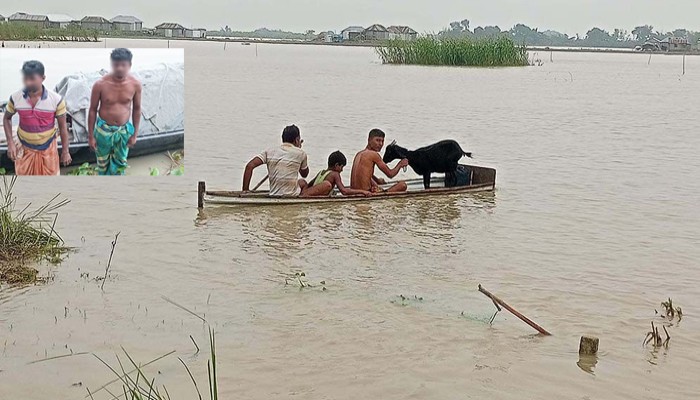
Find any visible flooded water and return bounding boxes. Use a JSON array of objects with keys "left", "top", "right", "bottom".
[{"left": 1, "top": 39, "right": 699, "bottom": 399}]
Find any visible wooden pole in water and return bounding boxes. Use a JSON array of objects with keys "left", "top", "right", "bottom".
[
  {"left": 198, "top": 181, "right": 206, "bottom": 208},
  {"left": 683, "top": 53, "right": 686, "bottom": 75},
  {"left": 478, "top": 284, "right": 552, "bottom": 335}
]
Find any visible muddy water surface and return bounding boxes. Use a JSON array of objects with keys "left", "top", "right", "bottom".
[{"left": 1, "top": 39, "right": 699, "bottom": 399}]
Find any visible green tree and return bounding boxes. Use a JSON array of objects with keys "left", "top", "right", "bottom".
[{"left": 632, "top": 25, "right": 653, "bottom": 41}]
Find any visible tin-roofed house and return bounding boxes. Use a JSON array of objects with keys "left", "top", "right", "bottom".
[
  {"left": 46, "top": 14, "right": 75, "bottom": 29},
  {"left": 363, "top": 24, "right": 389, "bottom": 41},
  {"left": 9, "top": 13, "right": 50, "bottom": 28},
  {"left": 155, "top": 23, "right": 185, "bottom": 37},
  {"left": 184, "top": 28, "right": 207, "bottom": 38},
  {"left": 341, "top": 26, "right": 364, "bottom": 41},
  {"left": 659, "top": 37, "right": 691, "bottom": 52},
  {"left": 387, "top": 25, "right": 418, "bottom": 41},
  {"left": 81, "top": 16, "right": 112, "bottom": 31},
  {"left": 111, "top": 15, "right": 143, "bottom": 31}
]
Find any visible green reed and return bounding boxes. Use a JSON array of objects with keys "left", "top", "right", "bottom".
[
  {"left": 0, "top": 177, "right": 69, "bottom": 283},
  {"left": 92, "top": 328, "right": 219, "bottom": 400},
  {"left": 376, "top": 36, "right": 529, "bottom": 67}
]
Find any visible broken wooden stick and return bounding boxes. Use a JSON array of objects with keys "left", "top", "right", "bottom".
[
  {"left": 478, "top": 284, "right": 552, "bottom": 336},
  {"left": 101, "top": 232, "right": 120, "bottom": 290}
]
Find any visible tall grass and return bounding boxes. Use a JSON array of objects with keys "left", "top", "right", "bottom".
[
  {"left": 92, "top": 328, "right": 219, "bottom": 400},
  {"left": 376, "top": 36, "right": 529, "bottom": 67},
  {"left": 0, "top": 177, "right": 69, "bottom": 283}
]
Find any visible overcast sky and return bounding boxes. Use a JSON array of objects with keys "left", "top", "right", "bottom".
[{"left": 5, "top": 0, "right": 700, "bottom": 34}]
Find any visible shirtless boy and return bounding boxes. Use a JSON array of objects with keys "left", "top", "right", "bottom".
[
  {"left": 350, "top": 129, "right": 409, "bottom": 193},
  {"left": 301, "top": 151, "right": 372, "bottom": 197},
  {"left": 87, "top": 48, "right": 142, "bottom": 175}
]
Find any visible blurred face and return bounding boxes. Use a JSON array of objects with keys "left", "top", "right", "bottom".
[
  {"left": 368, "top": 136, "right": 385, "bottom": 152},
  {"left": 111, "top": 60, "right": 131, "bottom": 78},
  {"left": 23, "top": 74, "right": 44, "bottom": 93},
  {"left": 294, "top": 136, "right": 304, "bottom": 148}
]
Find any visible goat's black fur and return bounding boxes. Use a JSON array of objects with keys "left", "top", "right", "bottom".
[{"left": 383, "top": 139, "right": 472, "bottom": 189}]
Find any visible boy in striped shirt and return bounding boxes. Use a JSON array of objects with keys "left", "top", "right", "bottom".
[{"left": 3, "top": 61, "right": 71, "bottom": 175}]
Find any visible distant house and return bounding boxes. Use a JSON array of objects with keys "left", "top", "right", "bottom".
[
  {"left": 81, "top": 16, "right": 112, "bottom": 31},
  {"left": 387, "top": 25, "right": 418, "bottom": 40},
  {"left": 9, "top": 13, "right": 50, "bottom": 28},
  {"left": 46, "top": 14, "right": 74, "bottom": 29},
  {"left": 363, "top": 24, "right": 389, "bottom": 41},
  {"left": 184, "top": 28, "right": 207, "bottom": 38},
  {"left": 315, "top": 31, "right": 340, "bottom": 43},
  {"left": 341, "top": 26, "right": 364, "bottom": 41},
  {"left": 111, "top": 15, "right": 143, "bottom": 31},
  {"left": 155, "top": 23, "right": 186, "bottom": 37},
  {"left": 659, "top": 37, "right": 691, "bottom": 52}
]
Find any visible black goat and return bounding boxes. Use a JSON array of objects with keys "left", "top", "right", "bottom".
[{"left": 383, "top": 139, "right": 472, "bottom": 189}]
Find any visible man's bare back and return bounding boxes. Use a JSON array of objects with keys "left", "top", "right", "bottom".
[
  {"left": 350, "top": 149, "right": 381, "bottom": 191},
  {"left": 95, "top": 74, "right": 140, "bottom": 126}
]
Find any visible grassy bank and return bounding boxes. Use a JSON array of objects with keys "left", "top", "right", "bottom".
[
  {"left": 376, "top": 36, "right": 529, "bottom": 67},
  {"left": 0, "top": 177, "right": 69, "bottom": 284},
  {"left": 0, "top": 24, "right": 98, "bottom": 41}
]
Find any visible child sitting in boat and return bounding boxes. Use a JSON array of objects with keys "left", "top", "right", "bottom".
[{"left": 301, "top": 151, "right": 372, "bottom": 197}]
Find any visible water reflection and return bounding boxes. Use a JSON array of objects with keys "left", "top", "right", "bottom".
[
  {"left": 576, "top": 354, "right": 598, "bottom": 375},
  {"left": 196, "top": 192, "right": 497, "bottom": 249},
  {"left": 197, "top": 205, "right": 314, "bottom": 258}
]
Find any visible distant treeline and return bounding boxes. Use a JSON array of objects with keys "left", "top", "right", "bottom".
[
  {"left": 438, "top": 20, "right": 700, "bottom": 48},
  {"left": 209, "top": 21, "right": 700, "bottom": 49},
  {"left": 209, "top": 26, "right": 316, "bottom": 40},
  {"left": 0, "top": 24, "right": 98, "bottom": 41}
]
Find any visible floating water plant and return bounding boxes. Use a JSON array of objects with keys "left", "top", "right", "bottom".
[
  {"left": 67, "top": 163, "right": 98, "bottom": 176},
  {"left": 390, "top": 294, "right": 424, "bottom": 306},
  {"left": 376, "top": 36, "right": 529, "bottom": 67},
  {"left": 284, "top": 271, "right": 326, "bottom": 291},
  {"left": 0, "top": 177, "right": 69, "bottom": 284}
]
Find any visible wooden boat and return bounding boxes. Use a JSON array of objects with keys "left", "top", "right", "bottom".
[{"left": 198, "top": 165, "right": 496, "bottom": 207}]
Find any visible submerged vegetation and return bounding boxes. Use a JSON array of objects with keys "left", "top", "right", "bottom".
[
  {"left": 0, "top": 177, "right": 69, "bottom": 284},
  {"left": 376, "top": 36, "right": 529, "bottom": 67},
  {"left": 644, "top": 298, "right": 684, "bottom": 349}
]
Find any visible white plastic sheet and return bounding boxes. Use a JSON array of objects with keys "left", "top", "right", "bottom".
[{"left": 54, "top": 62, "right": 184, "bottom": 142}]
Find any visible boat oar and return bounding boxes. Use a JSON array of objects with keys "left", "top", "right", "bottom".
[
  {"left": 252, "top": 175, "right": 269, "bottom": 192},
  {"left": 478, "top": 284, "right": 552, "bottom": 336}
]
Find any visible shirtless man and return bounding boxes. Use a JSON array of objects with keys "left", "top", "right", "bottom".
[
  {"left": 350, "top": 129, "right": 409, "bottom": 193},
  {"left": 87, "top": 48, "right": 142, "bottom": 175}
]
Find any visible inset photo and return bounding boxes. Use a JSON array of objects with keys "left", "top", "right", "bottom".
[{"left": 0, "top": 47, "right": 184, "bottom": 176}]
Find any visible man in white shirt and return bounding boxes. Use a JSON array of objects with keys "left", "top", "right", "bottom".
[{"left": 242, "top": 125, "right": 309, "bottom": 196}]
